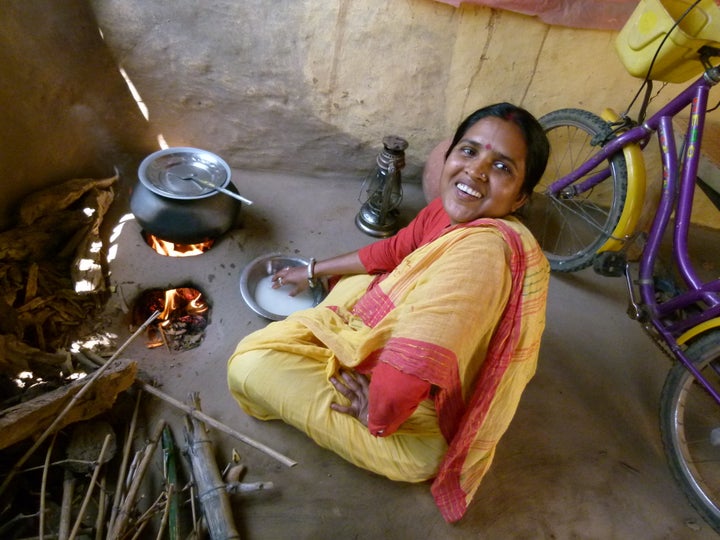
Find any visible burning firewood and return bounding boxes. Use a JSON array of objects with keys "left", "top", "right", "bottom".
[{"left": 133, "top": 287, "right": 211, "bottom": 351}]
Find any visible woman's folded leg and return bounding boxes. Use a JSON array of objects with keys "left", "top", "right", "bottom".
[{"left": 228, "top": 348, "right": 448, "bottom": 483}]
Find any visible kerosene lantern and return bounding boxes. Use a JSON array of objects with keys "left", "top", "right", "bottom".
[{"left": 355, "top": 135, "right": 408, "bottom": 238}]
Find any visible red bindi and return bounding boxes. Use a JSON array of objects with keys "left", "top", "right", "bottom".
[{"left": 485, "top": 143, "right": 492, "bottom": 150}]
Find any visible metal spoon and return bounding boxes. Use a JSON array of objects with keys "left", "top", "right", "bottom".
[{"left": 172, "top": 174, "right": 253, "bottom": 205}]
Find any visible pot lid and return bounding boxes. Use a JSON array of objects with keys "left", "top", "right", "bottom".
[{"left": 138, "top": 147, "right": 231, "bottom": 200}]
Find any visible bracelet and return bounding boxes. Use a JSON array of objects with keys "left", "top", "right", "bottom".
[
  {"left": 307, "top": 257, "right": 317, "bottom": 288},
  {"left": 307, "top": 258, "right": 316, "bottom": 280}
]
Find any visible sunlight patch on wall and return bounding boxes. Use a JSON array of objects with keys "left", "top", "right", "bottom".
[
  {"left": 107, "top": 213, "right": 136, "bottom": 264},
  {"left": 119, "top": 67, "right": 149, "bottom": 121}
]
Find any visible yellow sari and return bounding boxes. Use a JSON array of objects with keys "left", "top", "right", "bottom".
[{"left": 227, "top": 217, "right": 549, "bottom": 522}]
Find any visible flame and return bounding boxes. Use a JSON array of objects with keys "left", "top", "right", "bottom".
[
  {"left": 145, "top": 232, "right": 214, "bottom": 257},
  {"left": 158, "top": 288, "right": 209, "bottom": 323},
  {"left": 188, "top": 291, "right": 208, "bottom": 314},
  {"left": 159, "top": 289, "right": 178, "bottom": 321},
  {"left": 142, "top": 287, "right": 210, "bottom": 349}
]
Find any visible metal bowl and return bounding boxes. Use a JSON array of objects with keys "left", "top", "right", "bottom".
[
  {"left": 239, "top": 253, "right": 326, "bottom": 321},
  {"left": 138, "top": 147, "right": 231, "bottom": 200}
]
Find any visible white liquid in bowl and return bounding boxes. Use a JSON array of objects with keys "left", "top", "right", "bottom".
[{"left": 254, "top": 275, "right": 315, "bottom": 317}]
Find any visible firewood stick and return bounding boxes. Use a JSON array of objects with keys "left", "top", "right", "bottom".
[
  {"left": 127, "top": 515, "right": 152, "bottom": 540},
  {"left": 58, "top": 470, "right": 75, "bottom": 540},
  {"left": 128, "top": 490, "right": 166, "bottom": 539},
  {"left": 136, "top": 379, "right": 297, "bottom": 468},
  {"left": 226, "top": 481, "right": 274, "bottom": 494},
  {"left": 189, "top": 483, "right": 200, "bottom": 537},
  {"left": 127, "top": 489, "right": 165, "bottom": 528},
  {"left": 184, "top": 393, "right": 240, "bottom": 540},
  {"left": 94, "top": 474, "right": 107, "bottom": 540},
  {"left": 71, "top": 350, "right": 100, "bottom": 371},
  {"left": 39, "top": 433, "right": 58, "bottom": 540},
  {"left": 124, "top": 451, "right": 142, "bottom": 491},
  {"left": 159, "top": 324, "right": 171, "bottom": 352},
  {"left": 81, "top": 348, "right": 108, "bottom": 365},
  {"left": 68, "top": 433, "right": 112, "bottom": 540},
  {"left": 107, "top": 420, "right": 166, "bottom": 540},
  {"left": 112, "top": 434, "right": 163, "bottom": 539},
  {"left": 162, "top": 426, "right": 180, "bottom": 540},
  {"left": 22, "top": 458, "right": 98, "bottom": 473},
  {"left": 107, "top": 390, "right": 142, "bottom": 534},
  {"left": 155, "top": 484, "right": 173, "bottom": 540},
  {"left": 0, "top": 310, "right": 161, "bottom": 499}
]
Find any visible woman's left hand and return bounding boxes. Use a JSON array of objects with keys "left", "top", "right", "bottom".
[{"left": 330, "top": 370, "right": 370, "bottom": 426}]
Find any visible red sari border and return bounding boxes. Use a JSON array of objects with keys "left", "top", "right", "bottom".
[{"left": 430, "top": 220, "right": 527, "bottom": 522}]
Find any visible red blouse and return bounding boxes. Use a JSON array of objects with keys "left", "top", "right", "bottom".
[{"left": 358, "top": 198, "right": 450, "bottom": 274}]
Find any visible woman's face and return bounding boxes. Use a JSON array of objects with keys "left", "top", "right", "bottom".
[{"left": 440, "top": 116, "right": 528, "bottom": 224}]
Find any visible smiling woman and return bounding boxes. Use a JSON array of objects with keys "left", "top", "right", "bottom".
[
  {"left": 227, "top": 102, "right": 551, "bottom": 523},
  {"left": 439, "top": 115, "right": 528, "bottom": 222}
]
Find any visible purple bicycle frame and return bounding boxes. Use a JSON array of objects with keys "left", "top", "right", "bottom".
[{"left": 547, "top": 65, "right": 720, "bottom": 401}]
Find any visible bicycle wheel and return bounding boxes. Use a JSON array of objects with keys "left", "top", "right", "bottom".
[
  {"left": 521, "top": 109, "right": 628, "bottom": 272},
  {"left": 660, "top": 331, "right": 720, "bottom": 533}
]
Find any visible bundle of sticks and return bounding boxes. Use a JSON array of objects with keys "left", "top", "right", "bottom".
[
  {"left": 0, "top": 315, "right": 288, "bottom": 539},
  {"left": 0, "top": 370, "right": 284, "bottom": 539}
]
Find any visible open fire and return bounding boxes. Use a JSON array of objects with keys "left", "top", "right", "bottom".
[
  {"left": 142, "top": 231, "right": 214, "bottom": 257},
  {"left": 133, "top": 286, "right": 210, "bottom": 351}
]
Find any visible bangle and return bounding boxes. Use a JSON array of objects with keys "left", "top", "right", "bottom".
[
  {"left": 307, "top": 258, "right": 316, "bottom": 280},
  {"left": 307, "top": 258, "right": 317, "bottom": 287}
]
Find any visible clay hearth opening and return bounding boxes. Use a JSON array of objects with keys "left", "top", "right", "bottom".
[
  {"left": 141, "top": 231, "right": 215, "bottom": 257},
  {"left": 132, "top": 286, "right": 210, "bottom": 351}
]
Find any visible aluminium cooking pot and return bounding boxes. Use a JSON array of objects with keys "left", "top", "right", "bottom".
[
  {"left": 130, "top": 147, "right": 241, "bottom": 244},
  {"left": 130, "top": 181, "right": 240, "bottom": 244}
]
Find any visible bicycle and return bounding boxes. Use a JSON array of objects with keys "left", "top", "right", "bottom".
[{"left": 520, "top": 0, "right": 720, "bottom": 533}]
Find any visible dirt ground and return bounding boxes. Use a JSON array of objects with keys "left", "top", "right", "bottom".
[{"left": 79, "top": 170, "right": 720, "bottom": 539}]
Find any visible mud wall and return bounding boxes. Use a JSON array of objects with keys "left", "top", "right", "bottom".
[{"left": 1, "top": 0, "right": 718, "bottom": 230}]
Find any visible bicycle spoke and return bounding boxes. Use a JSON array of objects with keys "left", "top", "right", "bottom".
[
  {"left": 662, "top": 337, "right": 720, "bottom": 531},
  {"left": 522, "top": 109, "right": 627, "bottom": 271},
  {"left": 548, "top": 197, "right": 610, "bottom": 232}
]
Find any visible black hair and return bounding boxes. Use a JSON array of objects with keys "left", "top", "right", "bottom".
[{"left": 444, "top": 102, "right": 550, "bottom": 197}]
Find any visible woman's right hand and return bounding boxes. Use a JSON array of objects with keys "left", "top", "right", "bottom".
[
  {"left": 270, "top": 251, "right": 365, "bottom": 297},
  {"left": 271, "top": 265, "right": 309, "bottom": 297}
]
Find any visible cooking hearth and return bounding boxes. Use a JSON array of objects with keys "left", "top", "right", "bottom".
[{"left": 132, "top": 286, "right": 210, "bottom": 351}]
